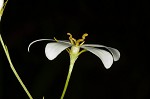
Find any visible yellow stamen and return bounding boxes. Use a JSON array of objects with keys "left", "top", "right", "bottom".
[
  {"left": 79, "top": 41, "right": 85, "bottom": 46},
  {"left": 76, "top": 33, "right": 88, "bottom": 46},
  {"left": 82, "top": 33, "right": 88, "bottom": 39},
  {"left": 67, "top": 33, "right": 88, "bottom": 46},
  {"left": 54, "top": 37, "right": 58, "bottom": 42},
  {"left": 67, "top": 33, "right": 76, "bottom": 45},
  {"left": 66, "top": 48, "right": 70, "bottom": 53}
]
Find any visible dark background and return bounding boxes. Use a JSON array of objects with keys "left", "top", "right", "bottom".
[{"left": 0, "top": 0, "right": 149, "bottom": 99}]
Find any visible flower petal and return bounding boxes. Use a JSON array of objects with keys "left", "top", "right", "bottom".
[
  {"left": 45, "top": 42, "right": 71, "bottom": 60},
  {"left": 28, "top": 39, "right": 70, "bottom": 52},
  {"left": 82, "top": 44, "right": 120, "bottom": 61},
  {"left": 0, "top": 0, "right": 4, "bottom": 12},
  {"left": 81, "top": 46, "right": 113, "bottom": 69}
]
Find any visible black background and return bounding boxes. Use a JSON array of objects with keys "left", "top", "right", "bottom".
[{"left": 0, "top": 0, "right": 149, "bottom": 99}]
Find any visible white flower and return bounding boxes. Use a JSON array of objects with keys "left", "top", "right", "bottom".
[{"left": 28, "top": 33, "right": 120, "bottom": 69}]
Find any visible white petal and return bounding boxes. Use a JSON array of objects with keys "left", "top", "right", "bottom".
[
  {"left": 45, "top": 42, "right": 71, "bottom": 60},
  {"left": 28, "top": 39, "right": 70, "bottom": 52},
  {"left": 81, "top": 46, "right": 113, "bottom": 69},
  {"left": 82, "top": 44, "right": 120, "bottom": 61},
  {"left": 0, "top": 0, "right": 4, "bottom": 10}
]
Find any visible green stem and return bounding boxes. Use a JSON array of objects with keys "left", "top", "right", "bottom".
[
  {"left": 60, "top": 57, "right": 76, "bottom": 99},
  {"left": 0, "top": 34, "right": 33, "bottom": 99}
]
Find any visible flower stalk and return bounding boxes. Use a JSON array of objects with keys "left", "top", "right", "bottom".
[
  {"left": 60, "top": 63, "right": 73, "bottom": 99},
  {"left": 60, "top": 54, "right": 78, "bottom": 99}
]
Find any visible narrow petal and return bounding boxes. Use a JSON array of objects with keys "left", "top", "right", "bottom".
[
  {"left": 81, "top": 46, "right": 113, "bottom": 69},
  {"left": 28, "top": 39, "right": 70, "bottom": 52},
  {"left": 82, "top": 44, "right": 120, "bottom": 61},
  {"left": 45, "top": 42, "right": 72, "bottom": 60}
]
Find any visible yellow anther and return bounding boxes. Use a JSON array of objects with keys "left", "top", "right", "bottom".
[
  {"left": 67, "top": 33, "right": 76, "bottom": 45},
  {"left": 67, "top": 33, "right": 88, "bottom": 46},
  {"left": 82, "top": 33, "right": 88, "bottom": 40},
  {"left": 67, "top": 33, "right": 72, "bottom": 38},
  {"left": 76, "top": 33, "right": 88, "bottom": 46}
]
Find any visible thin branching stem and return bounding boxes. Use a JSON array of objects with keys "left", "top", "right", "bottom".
[{"left": 0, "top": 34, "right": 33, "bottom": 99}]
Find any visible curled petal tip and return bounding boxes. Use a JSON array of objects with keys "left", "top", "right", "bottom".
[
  {"left": 27, "top": 49, "right": 30, "bottom": 52},
  {"left": 27, "top": 39, "right": 56, "bottom": 53}
]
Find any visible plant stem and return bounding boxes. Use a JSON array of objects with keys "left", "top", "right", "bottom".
[
  {"left": 0, "top": 34, "right": 33, "bottom": 99},
  {"left": 60, "top": 56, "right": 76, "bottom": 99}
]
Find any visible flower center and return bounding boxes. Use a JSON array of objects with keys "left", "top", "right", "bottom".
[
  {"left": 67, "top": 33, "right": 88, "bottom": 46},
  {"left": 70, "top": 46, "right": 80, "bottom": 54}
]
